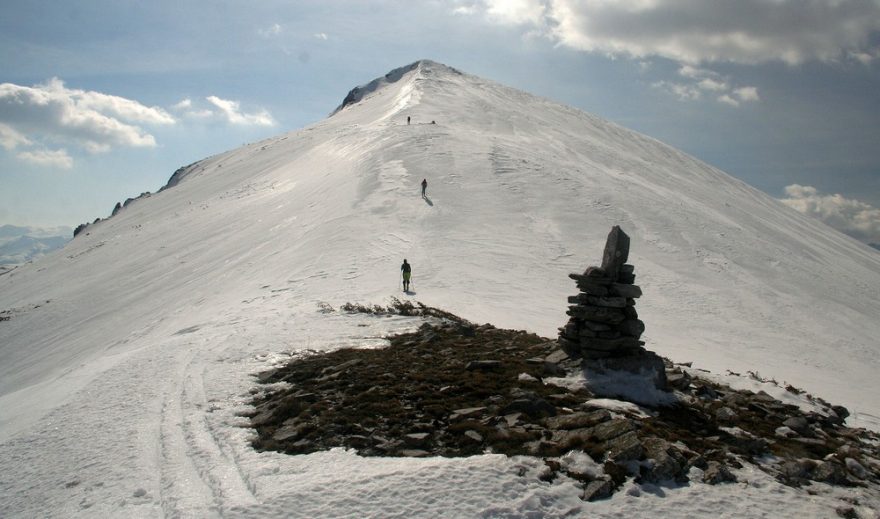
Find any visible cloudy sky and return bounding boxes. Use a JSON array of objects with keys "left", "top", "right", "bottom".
[{"left": 2, "top": 0, "right": 879, "bottom": 245}]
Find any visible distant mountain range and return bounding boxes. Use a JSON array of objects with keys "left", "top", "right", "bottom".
[{"left": 0, "top": 225, "right": 72, "bottom": 266}]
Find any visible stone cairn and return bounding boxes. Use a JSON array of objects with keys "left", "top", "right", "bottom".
[{"left": 558, "top": 226, "right": 666, "bottom": 389}]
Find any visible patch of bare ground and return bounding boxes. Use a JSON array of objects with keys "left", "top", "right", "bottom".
[{"left": 247, "top": 302, "right": 880, "bottom": 503}]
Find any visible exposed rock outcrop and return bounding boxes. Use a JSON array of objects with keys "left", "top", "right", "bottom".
[{"left": 249, "top": 301, "right": 880, "bottom": 504}]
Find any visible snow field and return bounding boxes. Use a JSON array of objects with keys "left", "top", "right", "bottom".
[{"left": 2, "top": 59, "right": 879, "bottom": 517}]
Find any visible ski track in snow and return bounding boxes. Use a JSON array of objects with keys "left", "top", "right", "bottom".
[{"left": 2, "top": 60, "right": 880, "bottom": 517}]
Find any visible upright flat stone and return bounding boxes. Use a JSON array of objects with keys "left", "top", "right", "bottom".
[{"left": 601, "top": 226, "right": 630, "bottom": 279}]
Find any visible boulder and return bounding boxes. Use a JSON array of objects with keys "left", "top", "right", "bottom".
[
  {"left": 831, "top": 405, "right": 850, "bottom": 422},
  {"left": 640, "top": 438, "right": 686, "bottom": 482},
  {"left": 582, "top": 479, "right": 614, "bottom": 502},
  {"left": 782, "top": 416, "right": 811, "bottom": 436},
  {"left": 667, "top": 372, "right": 692, "bottom": 391},
  {"left": 715, "top": 406, "right": 738, "bottom": 422},
  {"left": 844, "top": 457, "right": 867, "bottom": 480},
  {"left": 545, "top": 349, "right": 570, "bottom": 364},
  {"left": 590, "top": 418, "right": 634, "bottom": 442},
  {"left": 778, "top": 459, "right": 815, "bottom": 481},
  {"left": 552, "top": 427, "right": 595, "bottom": 449},
  {"left": 702, "top": 461, "right": 737, "bottom": 484},
  {"left": 812, "top": 460, "right": 848, "bottom": 484},
  {"left": 605, "top": 431, "right": 643, "bottom": 462}
]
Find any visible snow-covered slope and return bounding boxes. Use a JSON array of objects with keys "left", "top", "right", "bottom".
[{"left": 1, "top": 60, "right": 878, "bottom": 517}]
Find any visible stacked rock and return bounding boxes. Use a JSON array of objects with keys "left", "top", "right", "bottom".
[{"left": 558, "top": 226, "right": 646, "bottom": 359}]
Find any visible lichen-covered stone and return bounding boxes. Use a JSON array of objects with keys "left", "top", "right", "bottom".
[
  {"left": 582, "top": 479, "right": 614, "bottom": 502},
  {"left": 703, "top": 461, "right": 737, "bottom": 484}
]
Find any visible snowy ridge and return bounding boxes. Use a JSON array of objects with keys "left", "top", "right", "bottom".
[
  {"left": 1, "top": 61, "right": 879, "bottom": 517},
  {"left": 332, "top": 60, "right": 449, "bottom": 115}
]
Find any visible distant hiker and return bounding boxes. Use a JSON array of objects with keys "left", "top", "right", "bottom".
[
  {"left": 407, "top": 116, "right": 411, "bottom": 125},
  {"left": 401, "top": 259, "right": 412, "bottom": 291},
  {"left": 421, "top": 178, "right": 428, "bottom": 198},
  {"left": 431, "top": 120, "right": 436, "bottom": 124}
]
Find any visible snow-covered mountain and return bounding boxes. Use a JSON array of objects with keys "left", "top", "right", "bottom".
[
  {"left": 1, "top": 60, "right": 878, "bottom": 517},
  {"left": 0, "top": 224, "right": 71, "bottom": 266}
]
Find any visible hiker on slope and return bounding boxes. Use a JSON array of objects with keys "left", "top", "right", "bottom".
[{"left": 401, "top": 259, "right": 412, "bottom": 292}]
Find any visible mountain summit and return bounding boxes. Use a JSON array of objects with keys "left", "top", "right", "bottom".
[
  {"left": 333, "top": 60, "right": 461, "bottom": 113},
  {"left": 1, "top": 60, "right": 879, "bottom": 516}
]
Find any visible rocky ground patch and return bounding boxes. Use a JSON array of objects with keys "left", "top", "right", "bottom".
[{"left": 248, "top": 302, "right": 880, "bottom": 504}]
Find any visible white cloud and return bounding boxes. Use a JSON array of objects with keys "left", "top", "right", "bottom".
[
  {"left": 0, "top": 78, "right": 172, "bottom": 167},
  {"left": 17, "top": 148, "right": 73, "bottom": 169},
  {"left": 460, "top": 0, "right": 880, "bottom": 66},
  {"left": 698, "top": 78, "right": 728, "bottom": 92},
  {"left": 171, "top": 98, "right": 213, "bottom": 119},
  {"left": 456, "top": 0, "right": 878, "bottom": 103},
  {"left": 484, "top": 0, "right": 546, "bottom": 26},
  {"left": 715, "top": 85, "right": 761, "bottom": 106},
  {"left": 653, "top": 65, "right": 759, "bottom": 106},
  {"left": 205, "top": 96, "right": 275, "bottom": 126},
  {"left": 849, "top": 48, "right": 880, "bottom": 64},
  {"left": 258, "top": 23, "right": 282, "bottom": 38},
  {"left": 314, "top": 32, "right": 329, "bottom": 40},
  {"left": 851, "top": 51, "right": 875, "bottom": 65},
  {"left": 677, "top": 65, "right": 703, "bottom": 79},
  {"left": 56, "top": 80, "right": 175, "bottom": 126},
  {"left": 733, "top": 86, "right": 760, "bottom": 102},
  {"left": 652, "top": 81, "right": 701, "bottom": 101},
  {"left": 172, "top": 96, "right": 275, "bottom": 126},
  {"left": 0, "top": 122, "right": 32, "bottom": 150},
  {"left": 779, "top": 184, "right": 880, "bottom": 245},
  {"left": 717, "top": 94, "right": 739, "bottom": 107}
]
